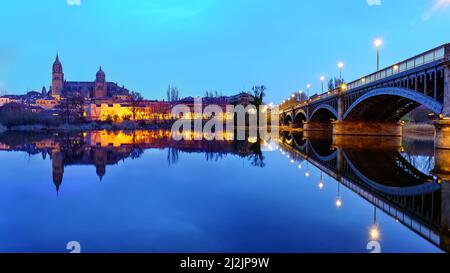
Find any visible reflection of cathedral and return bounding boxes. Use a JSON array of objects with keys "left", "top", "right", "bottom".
[
  {"left": 0, "top": 130, "right": 256, "bottom": 193},
  {"left": 12, "top": 131, "right": 252, "bottom": 193},
  {"left": 51, "top": 54, "right": 129, "bottom": 100}
]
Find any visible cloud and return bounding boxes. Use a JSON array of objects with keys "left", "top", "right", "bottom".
[
  {"left": 66, "top": 0, "right": 81, "bottom": 6},
  {"left": 367, "top": 0, "right": 382, "bottom": 6},
  {"left": 422, "top": 0, "right": 450, "bottom": 20}
]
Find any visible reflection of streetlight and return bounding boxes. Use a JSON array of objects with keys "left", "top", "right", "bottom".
[
  {"left": 336, "top": 183, "right": 342, "bottom": 208},
  {"left": 369, "top": 206, "right": 380, "bottom": 240},
  {"left": 370, "top": 226, "right": 380, "bottom": 241},
  {"left": 305, "top": 162, "right": 310, "bottom": 177},
  {"left": 318, "top": 171, "right": 324, "bottom": 190},
  {"left": 320, "top": 76, "right": 325, "bottom": 93}
]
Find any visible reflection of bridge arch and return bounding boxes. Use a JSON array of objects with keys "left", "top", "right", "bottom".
[
  {"left": 343, "top": 87, "right": 443, "bottom": 122},
  {"left": 292, "top": 134, "right": 307, "bottom": 151},
  {"left": 309, "top": 144, "right": 338, "bottom": 162},
  {"left": 310, "top": 104, "right": 339, "bottom": 122},
  {"left": 283, "top": 132, "right": 293, "bottom": 145},
  {"left": 342, "top": 150, "right": 440, "bottom": 196}
]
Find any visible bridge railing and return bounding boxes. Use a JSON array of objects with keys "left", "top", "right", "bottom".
[{"left": 347, "top": 45, "right": 446, "bottom": 91}]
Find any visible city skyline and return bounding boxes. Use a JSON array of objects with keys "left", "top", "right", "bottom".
[{"left": 0, "top": 0, "right": 449, "bottom": 103}]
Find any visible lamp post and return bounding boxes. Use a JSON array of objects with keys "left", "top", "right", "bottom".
[
  {"left": 320, "top": 76, "right": 325, "bottom": 93},
  {"left": 337, "top": 62, "right": 344, "bottom": 83},
  {"left": 375, "top": 39, "right": 382, "bottom": 80},
  {"left": 306, "top": 84, "right": 311, "bottom": 99},
  {"left": 375, "top": 39, "right": 382, "bottom": 71}
]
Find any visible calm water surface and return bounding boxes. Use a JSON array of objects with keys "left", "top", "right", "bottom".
[{"left": 0, "top": 130, "right": 447, "bottom": 253}]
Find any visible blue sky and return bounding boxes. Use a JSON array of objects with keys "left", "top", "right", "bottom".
[{"left": 0, "top": 0, "right": 449, "bottom": 103}]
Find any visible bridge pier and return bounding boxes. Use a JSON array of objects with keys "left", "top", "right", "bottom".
[
  {"left": 434, "top": 120, "right": 450, "bottom": 150},
  {"left": 303, "top": 122, "right": 332, "bottom": 131},
  {"left": 332, "top": 121, "right": 403, "bottom": 136}
]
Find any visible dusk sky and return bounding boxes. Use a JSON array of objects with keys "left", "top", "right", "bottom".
[{"left": 0, "top": 0, "right": 449, "bottom": 103}]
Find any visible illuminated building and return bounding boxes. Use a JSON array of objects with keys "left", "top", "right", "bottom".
[{"left": 50, "top": 54, "right": 129, "bottom": 100}]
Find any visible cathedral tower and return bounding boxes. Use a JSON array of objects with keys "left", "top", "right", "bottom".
[
  {"left": 94, "top": 66, "right": 107, "bottom": 98},
  {"left": 51, "top": 54, "right": 64, "bottom": 100}
]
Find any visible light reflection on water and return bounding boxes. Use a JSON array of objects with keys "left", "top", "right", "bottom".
[{"left": 0, "top": 130, "right": 447, "bottom": 253}]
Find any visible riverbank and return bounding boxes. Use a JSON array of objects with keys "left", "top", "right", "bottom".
[
  {"left": 402, "top": 123, "right": 435, "bottom": 140},
  {"left": 2, "top": 121, "right": 175, "bottom": 133}
]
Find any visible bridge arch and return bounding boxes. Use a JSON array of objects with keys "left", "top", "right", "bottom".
[
  {"left": 309, "top": 104, "right": 339, "bottom": 122},
  {"left": 343, "top": 87, "right": 443, "bottom": 122},
  {"left": 283, "top": 114, "right": 293, "bottom": 126},
  {"left": 293, "top": 110, "right": 307, "bottom": 128}
]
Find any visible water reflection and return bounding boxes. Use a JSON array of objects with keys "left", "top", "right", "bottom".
[
  {"left": 0, "top": 130, "right": 449, "bottom": 252},
  {"left": 0, "top": 130, "right": 264, "bottom": 193},
  {"left": 279, "top": 131, "right": 450, "bottom": 252}
]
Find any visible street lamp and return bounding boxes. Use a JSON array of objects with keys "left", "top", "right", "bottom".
[
  {"left": 374, "top": 38, "right": 383, "bottom": 77},
  {"left": 374, "top": 39, "right": 382, "bottom": 68},
  {"left": 306, "top": 84, "right": 311, "bottom": 98},
  {"left": 337, "top": 62, "right": 344, "bottom": 82},
  {"left": 320, "top": 76, "right": 325, "bottom": 93}
]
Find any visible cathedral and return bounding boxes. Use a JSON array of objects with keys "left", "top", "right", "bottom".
[{"left": 50, "top": 54, "right": 129, "bottom": 100}]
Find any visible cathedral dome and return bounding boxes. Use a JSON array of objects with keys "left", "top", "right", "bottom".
[{"left": 96, "top": 66, "right": 106, "bottom": 82}]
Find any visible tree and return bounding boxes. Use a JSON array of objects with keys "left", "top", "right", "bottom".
[
  {"left": 166, "top": 86, "right": 180, "bottom": 102},
  {"left": 328, "top": 77, "right": 346, "bottom": 90},
  {"left": 129, "top": 91, "right": 144, "bottom": 121},
  {"left": 295, "top": 91, "right": 309, "bottom": 102},
  {"left": 58, "top": 95, "right": 85, "bottom": 123},
  {"left": 252, "top": 85, "right": 266, "bottom": 108},
  {"left": 166, "top": 85, "right": 171, "bottom": 102}
]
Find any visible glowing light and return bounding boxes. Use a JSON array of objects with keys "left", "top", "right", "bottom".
[
  {"left": 336, "top": 198, "right": 342, "bottom": 208},
  {"left": 393, "top": 65, "right": 399, "bottom": 71},
  {"left": 305, "top": 171, "right": 310, "bottom": 177},
  {"left": 298, "top": 164, "right": 302, "bottom": 169},
  {"left": 318, "top": 181, "right": 324, "bottom": 190},
  {"left": 290, "top": 159, "right": 295, "bottom": 164},
  {"left": 337, "top": 62, "right": 344, "bottom": 69},
  {"left": 370, "top": 226, "right": 380, "bottom": 240},
  {"left": 248, "top": 137, "right": 257, "bottom": 143},
  {"left": 320, "top": 76, "right": 325, "bottom": 82},
  {"left": 306, "top": 84, "right": 311, "bottom": 89},
  {"left": 374, "top": 38, "right": 383, "bottom": 48},
  {"left": 361, "top": 78, "right": 366, "bottom": 83}
]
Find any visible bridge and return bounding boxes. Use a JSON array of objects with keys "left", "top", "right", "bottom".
[
  {"left": 279, "top": 44, "right": 450, "bottom": 149},
  {"left": 279, "top": 132, "right": 450, "bottom": 252}
]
